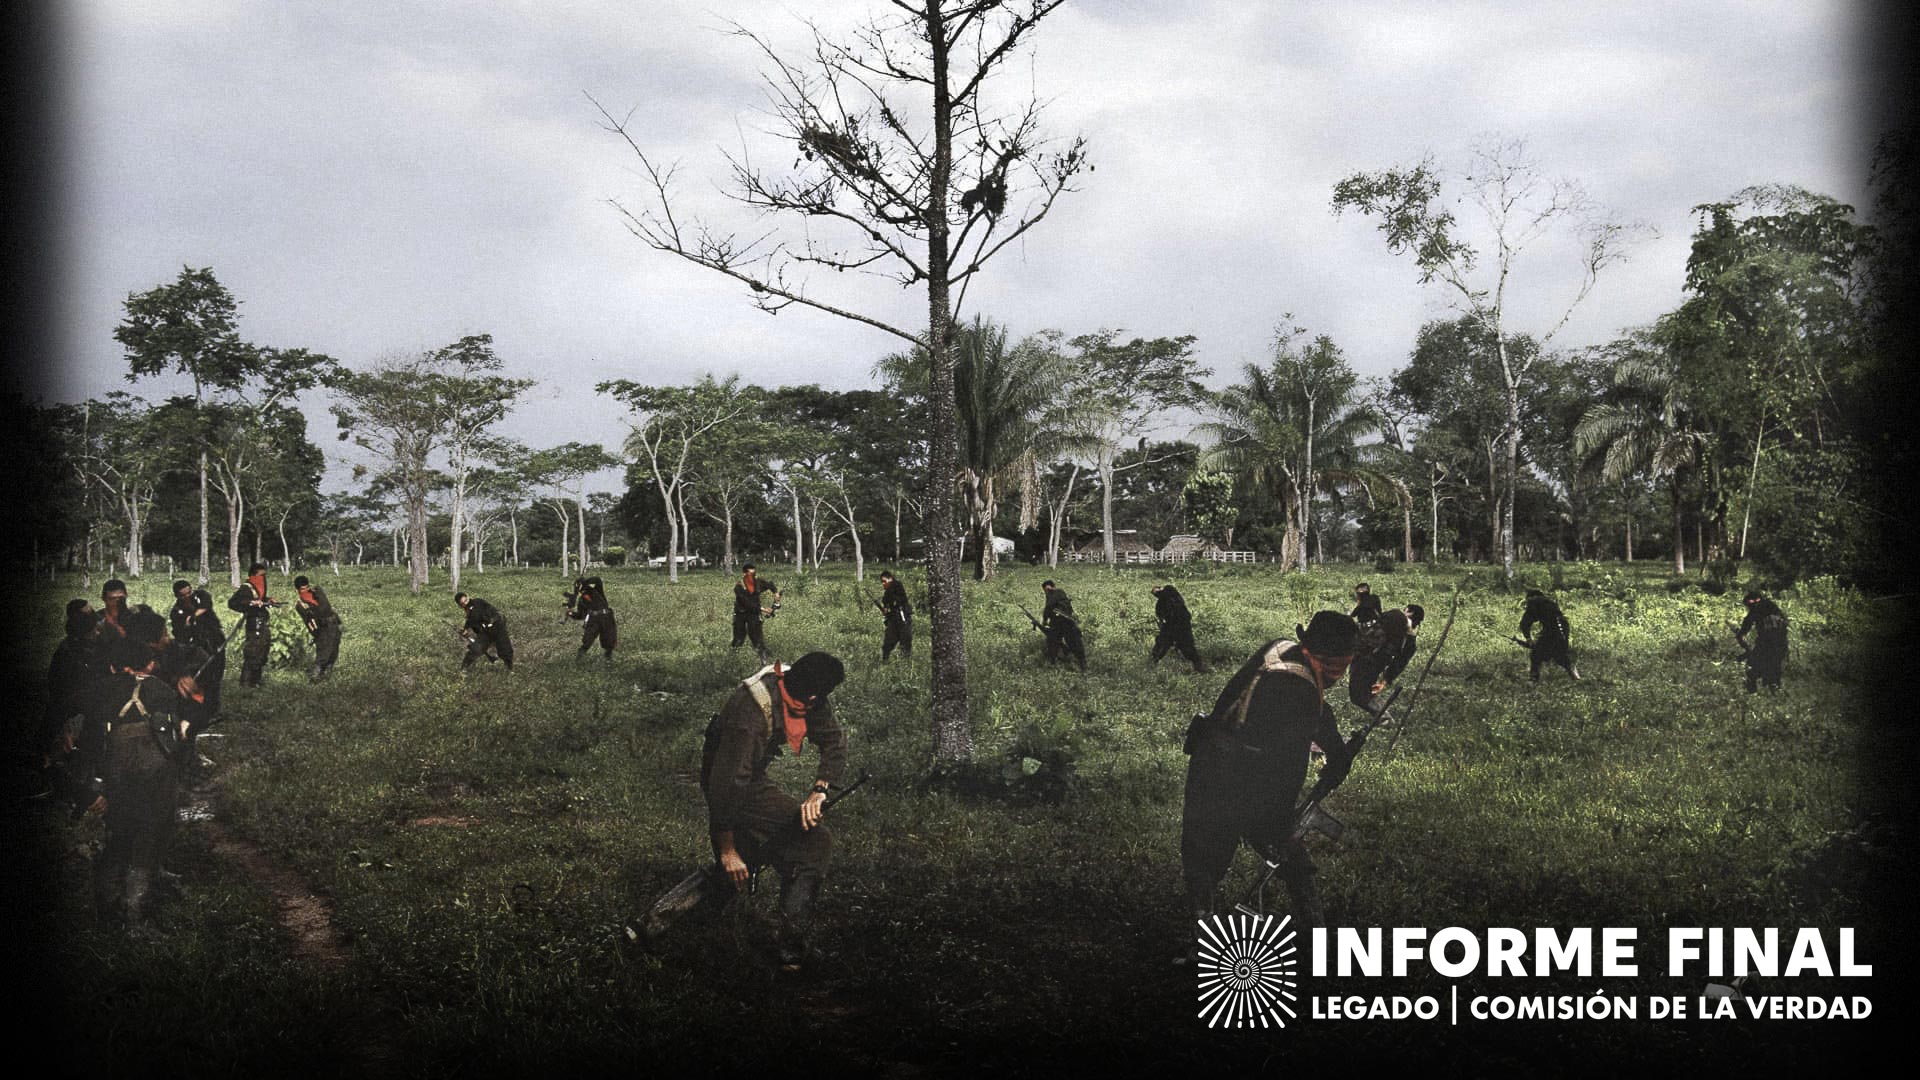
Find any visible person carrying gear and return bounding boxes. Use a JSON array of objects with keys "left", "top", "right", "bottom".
[
  {"left": 878, "top": 570, "right": 913, "bottom": 661},
  {"left": 292, "top": 575, "right": 342, "bottom": 681},
  {"left": 85, "top": 607, "right": 206, "bottom": 929},
  {"left": 1348, "top": 607, "right": 1412, "bottom": 713},
  {"left": 455, "top": 593, "right": 514, "bottom": 672},
  {"left": 1734, "top": 590, "right": 1788, "bottom": 693},
  {"left": 226, "top": 564, "right": 279, "bottom": 687},
  {"left": 169, "top": 580, "right": 226, "bottom": 715},
  {"left": 1519, "top": 588, "right": 1579, "bottom": 683},
  {"left": 644, "top": 652, "right": 850, "bottom": 974},
  {"left": 564, "top": 574, "right": 618, "bottom": 661},
  {"left": 731, "top": 564, "right": 773, "bottom": 664},
  {"left": 1149, "top": 583, "right": 1206, "bottom": 673},
  {"left": 1349, "top": 582, "right": 1383, "bottom": 627},
  {"left": 1040, "top": 580, "right": 1086, "bottom": 672},
  {"left": 1180, "top": 611, "right": 1358, "bottom": 938}
]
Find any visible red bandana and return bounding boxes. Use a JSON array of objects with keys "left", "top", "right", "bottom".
[
  {"left": 249, "top": 574, "right": 268, "bottom": 602},
  {"left": 773, "top": 662, "right": 808, "bottom": 753},
  {"left": 299, "top": 587, "right": 318, "bottom": 606},
  {"left": 743, "top": 570, "right": 756, "bottom": 593}
]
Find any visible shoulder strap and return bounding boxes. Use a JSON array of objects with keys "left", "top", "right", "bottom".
[
  {"left": 742, "top": 665, "right": 779, "bottom": 737},
  {"left": 1227, "top": 639, "right": 1314, "bottom": 730}
]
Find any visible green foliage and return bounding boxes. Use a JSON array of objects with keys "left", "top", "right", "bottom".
[
  {"left": 601, "top": 546, "right": 626, "bottom": 566},
  {"left": 18, "top": 561, "right": 1876, "bottom": 1072}
]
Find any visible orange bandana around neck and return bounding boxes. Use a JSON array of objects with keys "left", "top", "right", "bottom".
[
  {"left": 299, "top": 586, "right": 318, "bottom": 606},
  {"left": 249, "top": 574, "right": 268, "bottom": 601},
  {"left": 774, "top": 663, "right": 809, "bottom": 753}
]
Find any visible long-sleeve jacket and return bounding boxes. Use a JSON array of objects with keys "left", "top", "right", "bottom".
[
  {"left": 1042, "top": 588, "right": 1076, "bottom": 628},
  {"left": 733, "top": 576, "right": 766, "bottom": 619},
  {"left": 566, "top": 577, "right": 611, "bottom": 617},
  {"left": 227, "top": 584, "right": 272, "bottom": 635},
  {"left": 1191, "top": 638, "right": 1350, "bottom": 786},
  {"left": 295, "top": 586, "right": 339, "bottom": 632},
  {"left": 1520, "top": 595, "right": 1569, "bottom": 646},
  {"left": 1737, "top": 598, "right": 1788, "bottom": 655},
  {"left": 880, "top": 580, "right": 913, "bottom": 623},
  {"left": 170, "top": 589, "right": 225, "bottom": 653},
  {"left": 462, "top": 598, "right": 507, "bottom": 638},
  {"left": 1350, "top": 594, "right": 1383, "bottom": 624},
  {"left": 702, "top": 672, "right": 848, "bottom": 835},
  {"left": 1155, "top": 586, "right": 1192, "bottom": 630}
]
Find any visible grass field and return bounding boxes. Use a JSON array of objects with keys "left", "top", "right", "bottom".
[{"left": 8, "top": 560, "right": 1905, "bottom": 1076}]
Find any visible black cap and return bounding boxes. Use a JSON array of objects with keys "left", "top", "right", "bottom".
[
  {"left": 783, "top": 652, "right": 846, "bottom": 702},
  {"left": 1743, "top": 589, "right": 1764, "bottom": 603},
  {"left": 1294, "top": 611, "right": 1360, "bottom": 656}
]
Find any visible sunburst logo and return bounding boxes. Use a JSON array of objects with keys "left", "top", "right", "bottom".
[{"left": 1196, "top": 913, "right": 1301, "bottom": 1028}]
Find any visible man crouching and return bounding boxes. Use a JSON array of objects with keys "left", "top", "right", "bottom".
[
  {"left": 1180, "top": 611, "right": 1358, "bottom": 935},
  {"left": 642, "top": 651, "right": 849, "bottom": 973}
]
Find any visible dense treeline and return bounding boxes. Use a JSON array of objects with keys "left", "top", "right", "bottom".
[{"left": 10, "top": 133, "right": 1910, "bottom": 592}]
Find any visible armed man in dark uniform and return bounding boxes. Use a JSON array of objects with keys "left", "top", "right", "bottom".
[
  {"left": 1349, "top": 581, "right": 1383, "bottom": 626},
  {"left": 226, "top": 563, "right": 278, "bottom": 687},
  {"left": 1180, "top": 611, "right": 1358, "bottom": 933},
  {"left": 169, "top": 580, "right": 226, "bottom": 715},
  {"left": 1349, "top": 607, "right": 1412, "bottom": 713},
  {"left": 878, "top": 570, "right": 913, "bottom": 661},
  {"left": 96, "top": 579, "right": 131, "bottom": 658},
  {"left": 292, "top": 575, "right": 342, "bottom": 681},
  {"left": 642, "top": 652, "right": 849, "bottom": 973},
  {"left": 1149, "top": 583, "right": 1206, "bottom": 673},
  {"left": 87, "top": 607, "right": 206, "bottom": 928},
  {"left": 41, "top": 599, "right": 99, "bottom": 801},
  {"left": 564, "top": 574, "right": 617, "bottom": 661},
  {"left": 1520, "top": 588, "right": 1579, "bottom": 683},
  {"left": 1734, "top": 590, "right": 1788, "bottom": 693},
  {"left": 1040, "top": 580, "right": 1086, "bottom": 671},
  {"left": 455, "top": 592, "right": 513, "bottom": 672},
  {"left": 731, "top": 563, "right": 773, "bottom": 664}
]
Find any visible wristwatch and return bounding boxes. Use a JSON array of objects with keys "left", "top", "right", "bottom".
[{"left": 811, "top": 781, "right": 830, "bottom": 796}]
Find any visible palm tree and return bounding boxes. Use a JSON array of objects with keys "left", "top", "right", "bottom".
[
  {"left": 879, "top": 316, "right": 1073, "bottom": 580},
  {"left": 1573, "top": 343, "right": 1711, "bottom": 574},
  {"left": 1200, "top": 336, "right": 1376, "bottom": 571}
]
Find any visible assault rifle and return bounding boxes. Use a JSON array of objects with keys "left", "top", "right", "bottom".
[
  {"left": 749, "top": 769, "right": 872, "bottom": 894},
  {"left": 1490, "top": 629, "right": 1532, "bottom": 650},
  {"left": 1015, "top": 603, "right": 1044, "bottom": 633},
  {"left": 628, "top": 769, "right": 874, "bottom": 943}
]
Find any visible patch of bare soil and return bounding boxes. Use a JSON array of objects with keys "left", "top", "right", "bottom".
[
  {"left": 407, "top": 814, "right": 479, "bottom": 828},
  {"left": 200, "top": 818, "right": 352, "bottom": 968}
]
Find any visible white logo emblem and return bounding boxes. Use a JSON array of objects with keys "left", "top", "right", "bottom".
[{"left": 1196, "top": 913, "right": 1300, "bottom": 1028}]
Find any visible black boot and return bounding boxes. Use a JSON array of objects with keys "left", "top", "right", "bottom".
[
  {"left": 632, "top": 865, "right": 730, "bottom": 944},
  {"left": 777, "top": 873, "right": 822, "bottom": 972},
  {"left": 1175, "top": 879, "right": 1219, "bottom": 966}
]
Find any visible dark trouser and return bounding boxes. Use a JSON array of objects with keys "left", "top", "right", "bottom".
[
  {"left": 710, "top": 783, "right": 834, "bottom": 888},
  {"left": 199, "top": 650, "right": 226, "bottom": 716},
  {"left": 732, "top": 615, "right": 768, "bottom": 661},
  {"left": 1348, "top": 655, "right": 1388, "bottom": 709},
  {"left": 95, "top": 722, "right": 184, "bottom": 923},
  {"left": 464, "top": 629, "right": 514, "bottom": 670},
  {"left": 883, "top": 614, "right": 912, "bottom": 660},
  {"left": 311, "top": 622, "right": 341, "bottom": 678},
  {"left": 1180, "top": 747, "right": 1316, "bottom": 920},
  {"left": 1152, "top": 625, "right": 1204, "bottom": 671},
  {"left": 1045, "top": 621, "right": 1086, "bottom": 670},
  {"left": 1745, "top": 647, "right": 1784, "bottom": 692},
  {"left": 578, "top": 611, "right": 617, "bottom": 657},
  {"left": 240, "top": 628, "right": 269, "bottom": 686},
  {"left": 1529, "top": 638, "right": 1575, "bottom": 681}
]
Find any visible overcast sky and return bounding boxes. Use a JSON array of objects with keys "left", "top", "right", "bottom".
[{"left": 35, "top": 0, "right": 1883, "bottom": 492}]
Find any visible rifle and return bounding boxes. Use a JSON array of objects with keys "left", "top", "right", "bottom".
[
  {"left": 749, "top": 769, "right": 873, "bottom": 894},
  {"left": 1489, "top": 629, "right": 1531, "bottom": 649},
  {"left": 1381, "top": 587, "right": 1460, "bottom": 760},
  {"left": 629, "top": 769, "right": 875, "bottom": 943},
  {"left": 1015, "top": 603, "right": 1044, "bottom": 633}
]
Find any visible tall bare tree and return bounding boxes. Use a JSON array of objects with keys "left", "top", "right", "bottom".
[
  {"left": 594, "top": 2, "right": 1087, "bottom": 763},
  {"left": 601, "top": 375, "right": 754, "bottom": 583},
  {"left": 1334, "top": 137, "right": 1646, "bottom": 581}
]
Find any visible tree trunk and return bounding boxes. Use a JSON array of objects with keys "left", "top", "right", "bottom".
[
  {"left": 923, "top": 2, "right": 970, "bottom": 765},
  {"left": 226, "top": 489, "right": 244, "bottom": 587},
  {"left": 199, "top": 449, "right": 210, "bottom": 586},
  {"left": 450, "top": 477, "right": 466, "bottom": 592},
  {"left": 1625, "top": 512, "right": 1633, "bottom": 563},
  {"left": 578, "top": 495, "right": 591, "bottom": 572},
  {"left": 1671, "top": 478, "right": 1685, "bottom": 575},
  {"left": 409, "top": 495, "right": 429, "bottom": 592},
  {"left": 510, "top": 509, "right": 519, "bottom": 567},
  {"left": 1099, "top": 446, "right": 1116, "bottom": 567},
  {"left": 790, "top": 484, "right": 804, "bottom": 577}
]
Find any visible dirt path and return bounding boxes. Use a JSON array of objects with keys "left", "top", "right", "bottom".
[{"left": 196, "top": 813, "right": 353, "bottom": 968}]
